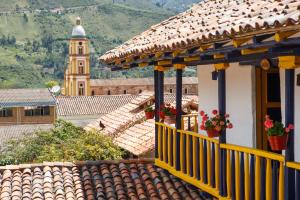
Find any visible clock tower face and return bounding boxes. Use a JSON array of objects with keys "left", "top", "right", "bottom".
[{"left": 64, "top": 17, "right": 91, "bottom": 96}]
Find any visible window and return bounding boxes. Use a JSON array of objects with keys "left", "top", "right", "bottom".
[
  {"left": 139, "top": 89, "right": 142, "bottom": 93},
  {"left": 123, "top": 90, "right": 127, "bottom": 94},
  {"left": 184, "top": 88, "right": 188, "bottom": 94},
  {"left": 91, "top": 90, "right": 95, "bottom": 96},
  {"left": 169, "top": 89, "right": 173, "bottom": 93},
  {"left": 78, "top": 61, "right": 84, "bottom": 74},
  {"left": 0, "top": 108, "right": 13, "bottom": 117},
  {"left": 25, "top": 106, "right": 50, "bottom": 116},
  {"left": 78, "top": 83, "right": 85, "bottom": 96},
  {"left": 107, "top": 90, "right": 111, "bottom": 95}
]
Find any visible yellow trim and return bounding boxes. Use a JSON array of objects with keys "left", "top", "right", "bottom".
[
  {"left": 255, "top": 156, "right": 261, "bottom": 200},
  {"left": 192, "top": 136, "right": 197, "bottom": 178},
  {"left": 233, "top": 37, "right": 252, "bottom": 47},
  {"left": 158, "top": 125, "right": 161, "bottom": 160},
  {"left": 275, "top": 30, "right": 298, "bottom": 42},
  {"left": 173, "top": 129, "right": 176, "bottom": 167},
  {"left": 220, "top": 143, "right": 285, "bottom": 162},
  {"left": 278, "top": 56, "right": 300, "bottom": 69},
  {"left": 200, "top": 138, "right": 204, "bottom": 181},
  {"left": 215, "top": 143, "right": 220, "bottom": 190},
  {"left": 122, "top": 65, "right": 130, "bottom": 69},
  {"left": 168, "top": 127, "right": 172, "bottom": 166},
  {"left": 226, "top": 150, "right": 231, "bottom": 198},
  {"left": 138, "top": 62, "right": 148, "bottom": 67},
  {"left": 286, "top": 161, "right": 300, "bottom": 170},
  {"left": 207, "top": 141, "right": 212, "bottom": 186},
  {"left": 162, "top": 126, "right": 166, "bottom": 163},
  {"left": 266, "top": 158, "right": 272, "bottom": 200},
  {"left": 173, "top": 64, "right": 186, "bottom": 70},
  {"left": 214, "top": 54, "right": 225, "bottom": 59},
  {"left": 140, "top": 54, "right": 148, "bottom": 59},
  {"left": 125, "top": 57, "right": 133, "bottom": 63},
  {"left": 241, "top": 47, "right": 268, "bottom": 55},
  {"left": 155, "top": 52, "right": 164, "bottom": 58},
  {"left": 172, "top": 50, "right": 187, "bottom": 57},
  {"left": 186, "top": 134, "right": 190, "bottom": 175},
  {"left": 235, "top": 152, "right": 240, "bottom": 200},
  {"left": 184, "top": 56, "right": 200, "bottom": 62},
  {"left": 158, "top": 60, "right": 172, "bottom": 66},
  {"left": 180, "top": 132, "right": 184, "bottom": 172},
  {"left": 199, "top": 44, "right": 211, "bottom": 52},
  {"left": 279, "top": 162, "right": 284, "bottom": 200},
  {"left": 214, "top": 63, "right": 229, "bottom": 70},
  {"left": 154, "top": 65, "right": 165, "bottom": 72},
  {"left": 244, "top": 153, "right": 250, "bottom": 200}
]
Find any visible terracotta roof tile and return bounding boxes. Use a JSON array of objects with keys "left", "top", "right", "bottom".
[{"left": 101, "top": 0, "right": 300, "bottom": 63}]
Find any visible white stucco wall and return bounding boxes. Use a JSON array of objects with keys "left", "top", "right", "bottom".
[
  {"left": 198, "top": 63, "right": 255, "bottom": 147},
  {"left": 280, "top": 68, "right": 300, "bottom": 162}
]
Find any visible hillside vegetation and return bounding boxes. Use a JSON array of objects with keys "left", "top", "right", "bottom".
[{"left": 0, "top": 0, "right": 198, "bottom": 88}]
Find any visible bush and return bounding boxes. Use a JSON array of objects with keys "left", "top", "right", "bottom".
[{"left": 0, "top": 119, "right": 127, "bottom": 165}]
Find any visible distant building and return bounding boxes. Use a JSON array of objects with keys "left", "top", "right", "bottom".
[
  {"left": 63, "top": 17, "right": 91, "bottom": 96},
  {"left": 0, "top": 89, "right": 56, "bottom": 126},
  {"left": 63, "top": 17, "right": 198, "bottom": 97},
  {"left": 90, "top": 77, "right": 198, "bottom": 96}
]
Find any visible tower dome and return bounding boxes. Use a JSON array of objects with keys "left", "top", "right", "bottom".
[{"left": 71, "top": 17, "right": 86, "bottom": 38}]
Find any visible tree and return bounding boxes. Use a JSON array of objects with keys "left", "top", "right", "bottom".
[
  {"left": 0, "top": 120, "right": 127, "bottom": 165},
  {"left": 45, "top": 80, "right": 58, "bottom": 88}
]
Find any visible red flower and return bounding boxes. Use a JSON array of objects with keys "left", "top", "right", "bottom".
[
  {"left": 212, "top": 109, "right": 218, "bottom": 115},
  {"left": 228, "top": 123, "right": 233, "bottom": 129},
  {"left": 202, "top": 115, "right": 208, "bottom": 121},
  {"left": 159, "top": 111, "right": 165, "bottom": 119},
  {"left": 264, "top": 120, "right": 273, "bottom": 129},
  {"left": 200, "top": 110, "right": 205, "bottom": 116},
  {"left": 220, "top": 121, "right": 225, "bottom": 126},
  {"left": 285, "top": 128, "right": 291, "bottom": 133},
  {"left": 288, "top": 124, "right": 294, "bottom": 130},
  {"left": 200, "top": 125, "right": 205, "bottom": 130},
  {"left": 225, "top": 114, "right": 230, "bottom": 118}
]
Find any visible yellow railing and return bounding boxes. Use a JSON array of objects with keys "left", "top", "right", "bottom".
[
  {"left": 220, "top": 144, "right": 284, "bottom": 200},
  {"left": 155, "top": 122, "right": 296, "bottom": 200}
]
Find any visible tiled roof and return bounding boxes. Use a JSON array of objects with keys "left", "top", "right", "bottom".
[
  {"left": 91, "top": 77, "right": 198, "bottom": 87},
  {"left": 85, "top": 92, "right": 154, "bottom": 135},
  {"left": 56, "top": 95, "right": 138, "bottom": 116},
  {"left": 0, "top": 159, "right": 206, "bottom": 200},
  {"left": 88, "top": 93, "right": 198, "bottom": 156},
  {"left": 0, "top": 124, "right": 53, "bottom": 147},
  {"left": 0, "top": 89, "right": 56, "bottom": 108},
  {"left": 100, "top": 0, "right": 300, "bottom": 63}
]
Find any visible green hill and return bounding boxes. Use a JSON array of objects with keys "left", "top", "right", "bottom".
[{"left": 0, "top": 0, "right": 198, "bottom": 89}]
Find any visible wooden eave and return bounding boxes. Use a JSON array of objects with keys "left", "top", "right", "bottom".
[{"left": 105, "top": 27, "right": 300, "bottom": 71}]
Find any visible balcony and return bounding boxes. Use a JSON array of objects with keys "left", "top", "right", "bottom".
[{"left": 155, "top": 121, "right": 300, "bottom": 199}]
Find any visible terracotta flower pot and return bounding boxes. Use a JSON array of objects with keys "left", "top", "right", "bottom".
[
  {"left": 268, "top": 134, "right": 288, "bottom": 151},
  {"left": 145, "top": 111, "right": 154, "bottom": 119},
  {"left": 206, "top": 129, "right": 220, "bottom": 138},
  {"left": 164, "top": 115, "right": 176, "bottom": 124}
]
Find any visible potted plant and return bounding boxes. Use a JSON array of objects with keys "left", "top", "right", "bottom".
[
  {"left": 160, "top": 103, "right": 177, "bottom": 124},
  {"left": 199, "top": 109, "right": 233, "bottom": 138},
  {"left": 144, "top": 105, "right": 155, "bottom": 119},
  {"left": 264, "top": 115, "right": 294, "bottom": 151}
]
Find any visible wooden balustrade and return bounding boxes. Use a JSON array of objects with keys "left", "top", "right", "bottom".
[{"left": 155, "top": 122, "right": 298, "bottom": 200}]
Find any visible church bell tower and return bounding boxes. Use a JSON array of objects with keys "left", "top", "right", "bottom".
[{"left": 64, "top": 17, "right": 91, "bottom": 96}]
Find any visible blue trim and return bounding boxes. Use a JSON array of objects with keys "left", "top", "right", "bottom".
[
  {"left": 154, "top": 70, "right": 159, "bottom": 158},
  {"left": 249, "top": 155, "right": 255, "bottom": 200},
  {"left": 240, "top": 152, "right": 245, "bottom": 200},
  {"left": 203, "top": 140, "right": 208, "bottom": 184},
  {"left": 272, "top": 161, "right": 278, "bottom": 200},
  {"left": 231, "top": 150, "right": 236, "bottom": 200},
  {"left": 296, "top": 169, "right": 300, "bottom": 200},
  {"left": 211, "top": 143, "right": 216, "bottom": 187},
  {"left": 260, "top": 158, "right": 266, "bottom": 200},
  {"left": 175, "top": 69, "right": 183, "bottom": 171},
  {"left": 285, "top": 69, "right": 295, "bottom": 200}
]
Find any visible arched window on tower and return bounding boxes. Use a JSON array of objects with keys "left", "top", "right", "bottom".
[
  {"left": 78, "top": 61, "right": 84, "bottom": 74},
  {"left": 184, "top": 88, "right": 188, "bottom": 94},
  {"left": 78, "top": 42, "right": 83, "bottom": 55},
  {"left": 169, "top": 88, "right": 173, "bottom": 93},
  {"left": 78, "top": 82, "right": 85, "bottom": 96},
  {"left": 107, "top": 90, "right": 111, "bottom": 95},
  {"left": 91, "top": 90, "right": 95, "bottom": 96},
  {"left": 123, "top": 90, "right": 127, "bottom": 94}
]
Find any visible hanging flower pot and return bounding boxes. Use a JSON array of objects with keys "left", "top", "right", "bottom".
[
  {"left": 268, "top": 135, "right": 288, "bottom": 151},
  {"left": 164, "top": 115, "right": 176, "bottom": 124},
  {"left": 206, "top": 129, "right": 220, "bottom": 138},
  {"left": 145, "top": 111, "right": 154, "bottom": 119},
  {"left": 264, "top": 115, "right": 294, "bottom": 151}
]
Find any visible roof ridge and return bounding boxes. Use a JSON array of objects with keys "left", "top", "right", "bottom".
[{"left": 0, "top": 159, "right": 154, "bottom": 171}]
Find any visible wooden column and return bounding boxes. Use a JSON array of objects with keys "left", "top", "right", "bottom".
[
  {"left": 279, "top": 56, "right": 299, "bottom": 200},
  {"left": 215, "top": 63, "right": 229, "bottom": 197},
  {"left": 174, "top": 64, "right": 185, "bottom": 170},
  {"left": 154, "top": 69, "right": 159, "bottom": 158}
]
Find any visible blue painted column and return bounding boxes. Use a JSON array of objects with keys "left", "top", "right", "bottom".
[
  {"left": 175, "top": 64, "right": 185, "bottom": 171},
  {"left": 218, "top": 67, "right": 228, "bottom": 197},
  {"left": 158, "top": 70, "right": 165, "bottom": 107},
  {"left": 154, "top": 69, "right": 159, "bottom": 158},
  {"left": 284, "top": 68, "right": 295, "bottom": 200}
]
